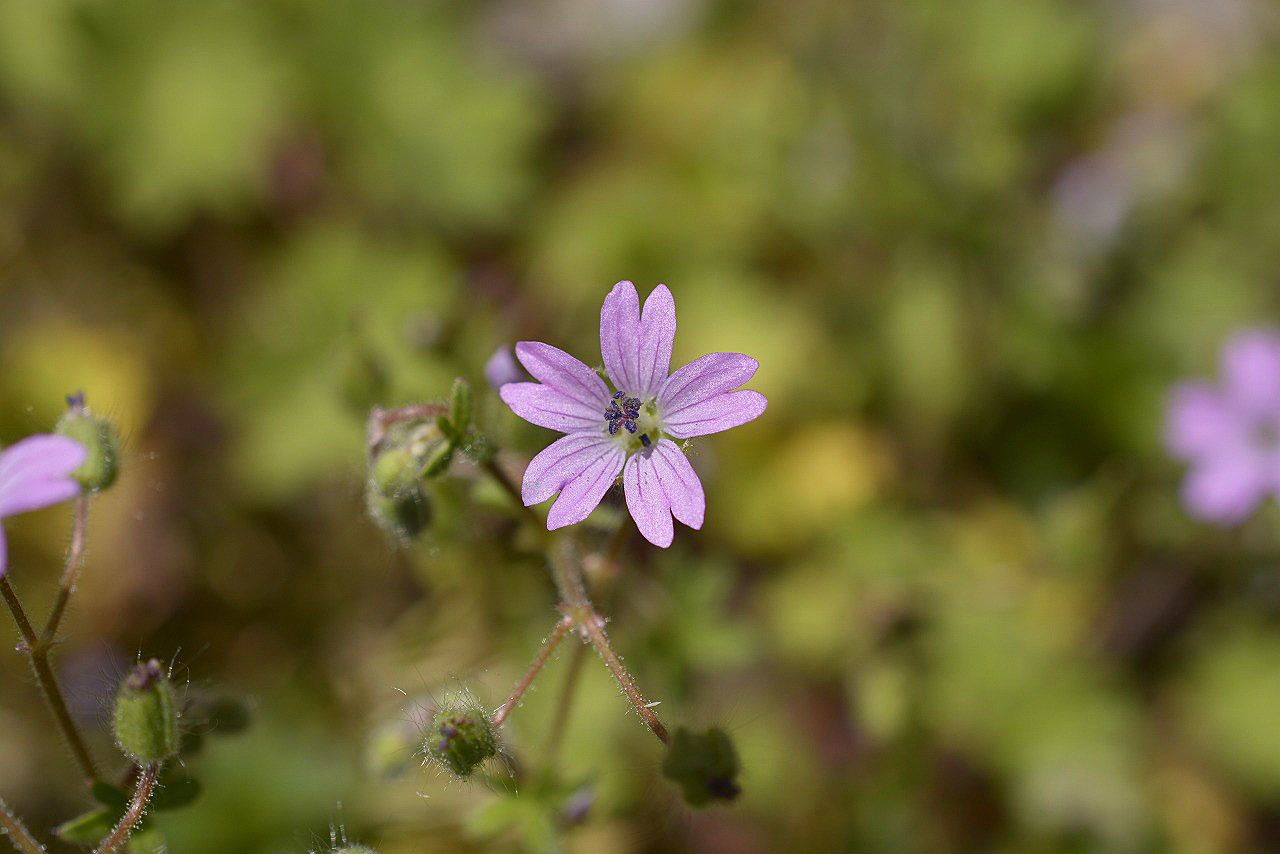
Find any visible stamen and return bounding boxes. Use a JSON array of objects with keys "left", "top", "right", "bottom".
[
  {"left": 624, "top": 421, "right": 637, "bottom": 434},
  {"left": 639, "top": 433, "right": 651, "bottom": 447}
]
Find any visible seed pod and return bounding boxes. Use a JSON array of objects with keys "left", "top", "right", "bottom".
[
  {"left": 661, "top": 726, "right": 741, "bottom": 807},
  {"left": 113, "top": 659, "right": 179, "bottom": 764},
  {"left": 423, "top": 701, "right": 497, "bottom": 778}
]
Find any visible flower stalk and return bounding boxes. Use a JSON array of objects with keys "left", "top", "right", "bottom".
[
  {"left": 93, "top": 764, "right": 158, "bottom": 854},
  {"left": 0, "top": 573, "right": 100, "bottom": 786},
  {"left": 493, "top": 615, "right": 574, "bottom": 730},
  {"left": 0, "top": 796, "right": 46, "bottom": 854}
]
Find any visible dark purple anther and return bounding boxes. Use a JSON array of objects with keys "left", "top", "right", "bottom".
[
  {"left": 624, "top": 421, "right": 636, "bottom": 434},
  {"left": 639, "top": 434, "right": 651, "bottom": 448}
]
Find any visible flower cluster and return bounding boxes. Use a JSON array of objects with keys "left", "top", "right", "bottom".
[{"left": 499, "top": 281, "right": 767, "bottom": 547}]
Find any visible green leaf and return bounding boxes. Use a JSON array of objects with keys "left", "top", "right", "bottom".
[
  {"left": 126, "top": 825, "right": 167, "bottom": 854},
  {"left": 151, "top": 773, "right": 201, "bottom": 811},
  {"left": 55, "top": 807, "right": 118, "bottom": 843},
  {"left": 92, "top": 781, "right": 130, "bottom": 812}
]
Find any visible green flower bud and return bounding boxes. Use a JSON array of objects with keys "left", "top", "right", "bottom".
[
  {"left": 114, "top": 659, "right": 180, "bottom": 764},
  {"left": 449, "top": 377, "right": 473, "bottom": 435},
  {"left": 661, "top": 727, "right": 741, "bottom": 807},
  {"left": 367, "top": 447, "right": 432, "bottom": 539},
  {"left": 55, "top": 399, "right": 120, "bottom": 492},
  {"left": 423, "top": 701, "right": 497, "bottom": 778}
]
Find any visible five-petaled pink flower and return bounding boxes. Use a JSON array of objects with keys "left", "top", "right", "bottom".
[
  {"left": 0, "top": 435, "right": 87, "bottom": 577},
  {"left": 1165, "top": 328, "right": 1280, "bottom": 524},
  {"left": 499, "top": 280, "right": 767, "bottom": 547}
]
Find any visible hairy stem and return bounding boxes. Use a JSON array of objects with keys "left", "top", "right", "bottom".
[
  {"left": 493, "top": 615, "right": 574, "bottom": 729},
  {"left": 0, "top": 797, "right": 45, "bottom": 854},
  {"left": 577, "top": 610, "right": 669, "bottom": 745},
  {"left": 0, "top": 577, "right": 99, "bottom": 786},
  {"left": 41, "top": 495, "right": 90, "bottom": 645},
  {"left": 94, "top": 764, "right": 157, "bottom": 854}
]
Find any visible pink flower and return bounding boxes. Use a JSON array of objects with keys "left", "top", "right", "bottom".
[
  {"left": 1165, "top": 328, "right": 1280, "bottom": 524},
  {"left": 0, "top": 435, "right": 87, "bottom": 576},
  {"left": 499, "top": 281, "right": 767, "bottom": 547}
]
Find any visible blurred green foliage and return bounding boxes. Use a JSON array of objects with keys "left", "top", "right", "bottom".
[{"left": 1, "top": 0, "right": 1280, "bottom": 851}]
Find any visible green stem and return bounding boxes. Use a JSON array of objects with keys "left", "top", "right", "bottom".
[
  {"left": 0, "top": 577, "right": 99, "bottom": 786},
  {"left": 493, "top": 615, "right": 574, "bottom": 729},
  {"left": 94, "top": 764, "right": 157, "bottom": 854},
  {"left": 0, "top": 797, "right": 45, "bottom": 854},
  {"left": 41, "top": 495, "right": 89, "bottom": 645}
]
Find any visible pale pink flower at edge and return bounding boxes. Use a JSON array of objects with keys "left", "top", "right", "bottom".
[
  {"left": 499, "top": 281, "right": 768, "bottom": 547},
  {"left": 0, "top": 435, "right": 87, "bottom": 576},
  {"left": 1165, "top": 328, "right": 1280, "bottom": 524}
]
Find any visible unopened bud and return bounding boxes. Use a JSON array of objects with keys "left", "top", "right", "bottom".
[
  {"left": 483, "top": 346, "right": 523, "bottom": 389},
  {"left": 55, "top": 397, "right": 119, "bottom": 491},
  {"left": 113, "top": 659, "right": 179, "bottom": 764},
  {"left": 661, "top": 726, "right": 741, "bottom": 807},
  {"left": 423, "top": 701, "right": 497, "bottom": 777},
  {"left": 367, "top": 447, "right": 432, "bottom": 539}
]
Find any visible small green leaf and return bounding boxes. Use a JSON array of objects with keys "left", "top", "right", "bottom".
[
  {"left": 55, "top": 807, "right": 118, "bottom": 843},
  {"left": 92, "top": 781, "right": 130, "bottom": 812},
  {"left": 125, "top": 825, "right": 167, "bottom": 854},
  {"left": 151, "top": 773, "right": 201, "bottom": 811}
]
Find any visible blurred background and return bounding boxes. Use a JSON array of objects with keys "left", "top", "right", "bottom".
[{"left": 1, "top": 0, "right": 1279, "bottom": 850}]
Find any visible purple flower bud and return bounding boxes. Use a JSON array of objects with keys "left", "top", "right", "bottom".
[{"left": 484, "top": 346, "right": 525, "bottom": 390}]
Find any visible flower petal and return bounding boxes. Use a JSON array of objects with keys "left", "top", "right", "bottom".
[
  {"left": 514, "top": 341, "right": 610, "bottom": 410},
  {"left": 521, "top": 432, "right": 618, "bottom": 506},
  {"left": 651, "top": 439, "right": 705, "bottom": 529},
  {"left": 623, "top": 451, "right": 673, "bottom": 548},
  {"left": 1181, "top": 450, "right": 1268, "bottom": 525},
  {"left": 658, "top": 353, "right": 759, "bottom": 415},
  {"left": 663, "top": 390, "right": 768, "bottom": 439},
  {"left": 1164, "top": 382, "right": 1247, "bottom": 461},
  {"left": 1223, "top": 328, "right": 1280, "bottom": 416},
  {"left": 546, "top": 442, "right": 626, "bottom": 530},
  {"left": 0, "top": 435, "right": 87, "bottom": 518},
  {"left": 635, "top": 285, "right": 676, "bottom": 398},
  {"left": 600, "top": 280, "right": 641, "bottom": 394},
  {"left": 500, "top": 382, "right": 602, "bottom": 433}
]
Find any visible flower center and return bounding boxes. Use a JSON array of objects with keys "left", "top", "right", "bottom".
[{"left": 604, "top": 392, "right": 660, "bottom": 450}]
